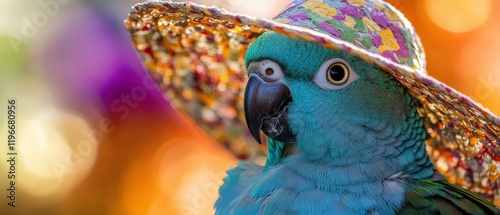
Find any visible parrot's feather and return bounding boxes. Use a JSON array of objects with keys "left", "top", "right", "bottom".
[
  {"left": 215, "top": 161, "right": 263, "bottom": 215},
  {"left": 216, "top": 155, "right": 407, "bottom": 214},
  {"left": 217, "top": 162, "right": 500, "bottom": 214},
  {"left": 401, "top": 179, "right": 499, "bottom": 214},
  {"left": 263, "top": 137, "right": 285, "bottom": 171}
]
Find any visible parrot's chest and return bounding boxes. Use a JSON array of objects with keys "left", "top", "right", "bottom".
[{"left": 220, "top": 158, "right": 408, "bottom": 214}]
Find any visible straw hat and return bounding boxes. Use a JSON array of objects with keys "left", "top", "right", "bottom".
[{"left": 125, "top": 0, "right": 500, "bottom": 204}]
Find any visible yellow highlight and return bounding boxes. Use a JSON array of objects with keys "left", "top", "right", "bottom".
[
  {"left": 384, "top": 9, "right": 400, "bottom": 22},
  {"left": 16, "top": 109, "right": 98, "bottom": 200},
  {"left": 347, "top": 0, "right": 367, "bottom": 7},
  {"left": 344, "top": 16, "right": 356, "bottom": 28},
  {"left": 274, "top": 18, "right": 289, "bottom": 24},
  {"left": 303, "top": 1, "right": 338, "bottom": 17},
  {"left": 424, "top": 0, "right": 491, "bottom": 33},
  {"left": 374, "top": 3, "right": 384, "bottom": 11},
  {"left": 378, "top": 28, "right": 400, "bottom": 53},
  {"left": 362, "top": 17, "right": 382, "bottom": 32}
]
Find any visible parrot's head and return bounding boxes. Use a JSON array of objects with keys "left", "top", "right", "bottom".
[{"left": 244, "top": 32, "right": 425, "bottom": 162}]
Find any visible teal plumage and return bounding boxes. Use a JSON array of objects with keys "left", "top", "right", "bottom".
[{"left": 215, "top": 32, "right": 500, "bottom": 214}]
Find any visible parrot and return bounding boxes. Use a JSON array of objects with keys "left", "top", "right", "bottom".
[{"left": 214, "top": 31, "right": 500, "bottom": 214}]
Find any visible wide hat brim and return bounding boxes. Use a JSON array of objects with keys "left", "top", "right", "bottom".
[{"left": 126, "top": 1, "right": 500, "bottom": 204}]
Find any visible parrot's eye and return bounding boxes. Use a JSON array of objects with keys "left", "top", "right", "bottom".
[
  {"left": 327, "top": 63, "right": 348, "bottom": 84},
  {"left": 247, "top": 60, "right": 284, "bottom": 82},
  {"left": 314, "top": 58, "right": 359, "bottom": 90}
]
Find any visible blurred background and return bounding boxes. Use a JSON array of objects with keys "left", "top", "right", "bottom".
[{"left": 0, "top": 0, "right": 499, "bottom": 214}]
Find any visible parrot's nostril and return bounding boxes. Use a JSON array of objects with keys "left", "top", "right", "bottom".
[{"left": 265, "top": 68, "right": 274, "bottom": 76}]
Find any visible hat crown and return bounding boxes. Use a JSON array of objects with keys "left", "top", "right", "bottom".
[{"left": 273, "top": 0, "right": 426, "bottom": 71}]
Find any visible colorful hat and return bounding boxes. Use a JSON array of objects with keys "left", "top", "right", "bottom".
[{"left": 125, "top": 0, "right": 500, "bottom": 204}]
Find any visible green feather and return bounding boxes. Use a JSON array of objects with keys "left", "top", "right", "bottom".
[
  {"left": 401, "top": 179, "right": 499, "bottom": 214},
  {"left": 263, "top": 137, "right": 285, "bottom": 171}
]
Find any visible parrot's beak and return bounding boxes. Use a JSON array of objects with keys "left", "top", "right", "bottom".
[{"left": 244, "top": 75, "right": 296, "bottom": 144}]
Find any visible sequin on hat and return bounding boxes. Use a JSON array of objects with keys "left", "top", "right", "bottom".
[
  {"left": 125, "top": 0, "right": 500, "bottom": 205},
  {"left": 274, "top": 0, "right": 426, "bottom": 70}
]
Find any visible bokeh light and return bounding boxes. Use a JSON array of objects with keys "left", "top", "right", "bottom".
[
  {"left": 152, "top": 138, "right": 234, "bottom": 215},
  {"left": 18, "top": 108, "right": 98, "bottom": 200},
  {"left": 458, "top": 26, "right": 500, "bottom": 114},
  {"left": 423, "top": 0, "right": 491, "bottom": 33}
]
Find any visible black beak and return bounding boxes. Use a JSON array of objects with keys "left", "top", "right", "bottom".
[{"left": 244, "top": 75, "right": 295, "bottom": 143}]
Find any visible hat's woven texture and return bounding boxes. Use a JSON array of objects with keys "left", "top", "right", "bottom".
[{"left": 273, "top": 0, "right": 426, "bottom": 70}]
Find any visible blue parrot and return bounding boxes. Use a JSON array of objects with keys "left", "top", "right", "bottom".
[{"left": 214, "top": 32, "right": 500, "bottom": 214}]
